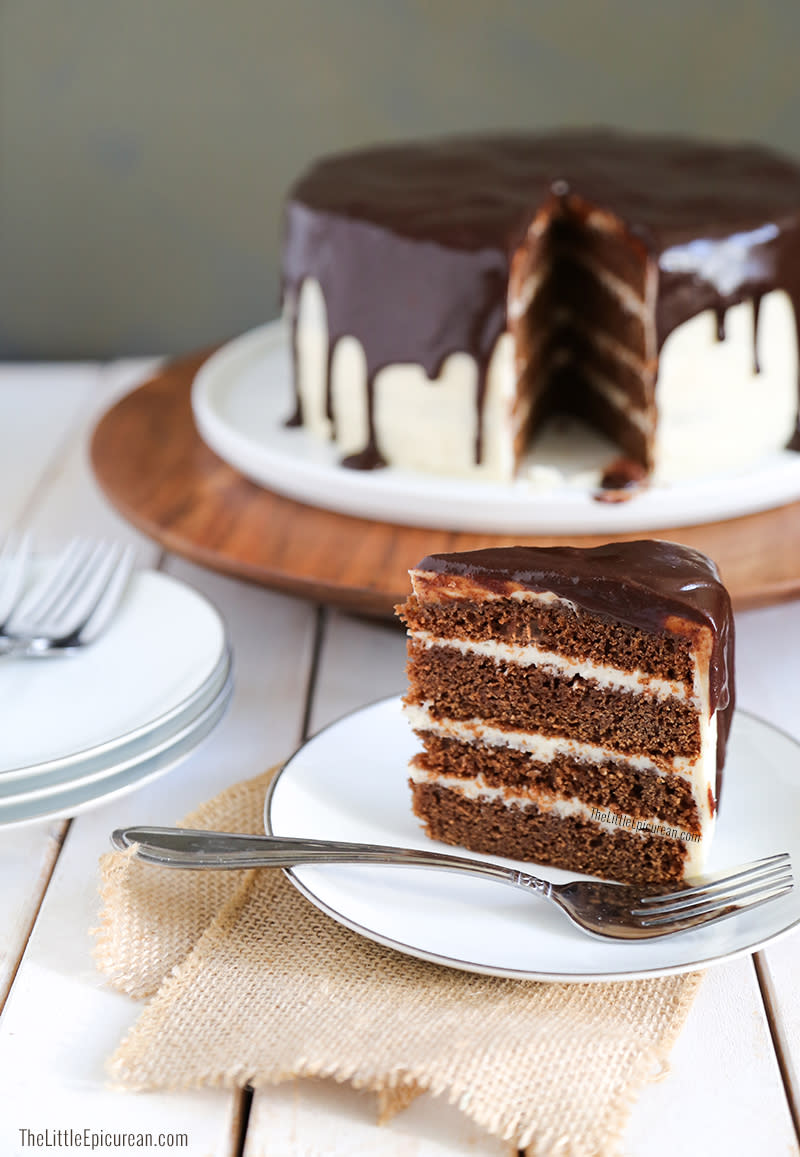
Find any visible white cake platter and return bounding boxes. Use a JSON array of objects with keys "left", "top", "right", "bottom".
[
  {"left": 191, "top": 322, "right": 800, "bottom": 535},
  {"left": 265, "top": 697, "right": 800, "bottom": 983}
]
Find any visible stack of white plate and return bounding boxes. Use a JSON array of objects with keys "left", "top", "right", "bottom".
[{"left": 0, "top": 568, "right": 232, "bottom": 827}]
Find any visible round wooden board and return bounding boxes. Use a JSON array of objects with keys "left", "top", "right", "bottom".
[{"left": 91, "top": 348, "right": 800, "bottom": 618}]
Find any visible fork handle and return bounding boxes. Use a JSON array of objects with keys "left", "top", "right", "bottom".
[{"left": 112, "top": 825, "right": 550, "bottom": 893}]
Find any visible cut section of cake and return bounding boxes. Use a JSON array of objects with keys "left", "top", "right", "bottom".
[{"left": 396, "top": 541, "right": 735, "bottom": 884}]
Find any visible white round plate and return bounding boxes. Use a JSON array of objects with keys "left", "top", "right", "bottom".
[
  {"left": 265, "top": 697, "right": 800, "bottom": 982},
  {"left": 0, "top": 647, "right": 232, "bottom": 804},
  {"left": 0, "top": 569, "right": 227, "bottom": 780},
  {"left": 192, "top": 323, "right": 800, "bottom": 535},
  {"left": 0, "top": 667, "right": 233, "bottom": 828}
]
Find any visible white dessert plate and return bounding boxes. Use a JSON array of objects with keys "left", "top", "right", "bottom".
[
  {"left": 0, "top": 647, "right": 232, "bottom": 804},
  {"left": 0, "top": 568, "right": 228, "bottom": 782},
  {"left": 265, "top": 697, "right": 800, "bottom": 982},
  {"left": 192, "top": 322, "right": 800, "bottom": 535},
  {"left": 0, "top": 666, "right": 233, "bottom": 828}
]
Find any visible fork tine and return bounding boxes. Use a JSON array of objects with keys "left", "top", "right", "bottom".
[
  {"left": 36, "top": 541, "right": 113, "bottom": 629},
  {"left": 635, "top": 853, "right": 791, "bottom": 906},
  {"left": 638, "top": 879, "right": 793, "bottom": 928},
  {"left": 73, "top": 544, "right": 135, "bottom": 644},
  {"left": 41, "top": 541, "right": 121, "bottom": 639},
  {"left": 633, "top": 856, "right": 792, "bottom": 915},
  {"left": 0, "top": 530, "right": 32, "bottom": 624},
  {"left": 8, "top": 538, "right": 91, "bottom": 625},
  {"left": 632, "top": 867, "right": 794, "bottom": 919}
]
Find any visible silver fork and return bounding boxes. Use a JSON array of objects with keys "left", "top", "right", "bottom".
[
  {"left": 1, "top": 538, "right": 136, "bottom": 658},
  {"left": 110, "top": 827, "right": 793, "bottom": 941}
]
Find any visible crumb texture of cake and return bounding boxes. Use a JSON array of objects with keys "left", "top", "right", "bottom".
[
  {"left": 396, "top": 540, "right": 735, "bottom": 884},
  {"left": 283, "top": 131, "right": 800, "bottom": 484}
]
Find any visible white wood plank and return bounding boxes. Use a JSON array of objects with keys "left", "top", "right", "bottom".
[
  {"left": 160, "top": 554, "right": 318, "bottom": 780},
  {"left": 308, "top": 608, "right": 408, "bottom": 734},
  {"left": 245, "top": 609, "right": 511, "bottom": 1157},
  {"left": 735, "top": 600, "right": 800, "bottom": 1133},
  {"left": 734, "top": 601, "right": 800, "bottom": 741},
  {"left": 624, "top": 958, "right": 798, "bottom": 1156},
  {"left": 246, "top": 1078, "right": 512, "bottom": 1157},
  {"left": 754, "top": 941, "right": 800, "bottom": 1134},
  {"left": 19, "top": 358, "right": 163, "bottom": 552},
  {"left": 0, "top": 560, "right": 317, "bottom": 1157},
  {"left": 0, "top": 363, "right": 99, "bottom": 525},
  {"left": 0, "top": 820, "right": 67, "bottom": 1007}
]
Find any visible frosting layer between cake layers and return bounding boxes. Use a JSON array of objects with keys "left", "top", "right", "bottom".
[{"left": 396, "top": 541, "right": 735, "bottom": 884}]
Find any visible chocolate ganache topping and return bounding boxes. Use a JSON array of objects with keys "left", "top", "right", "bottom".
[
  {"left": 283, "top": 129, "right": 800, "bottom": 468},
  {"left": 415, "top": 539, "right": 735, "bottom": 793}
]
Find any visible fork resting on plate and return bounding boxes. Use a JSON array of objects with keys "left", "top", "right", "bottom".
[
  {"left": 0, "top": 535, "right": 135, "bottom": 657},
  {"left": 111, "top": 826, "right": 793, "bottom": 942}
]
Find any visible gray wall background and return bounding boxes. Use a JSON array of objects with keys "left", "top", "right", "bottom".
[{"left": 3, "top": 0, "right": 800, "bottom": 359}]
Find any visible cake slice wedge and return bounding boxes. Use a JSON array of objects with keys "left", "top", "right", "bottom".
[{"left": 396, "top": 541, "right": 735, "bottom": 884}]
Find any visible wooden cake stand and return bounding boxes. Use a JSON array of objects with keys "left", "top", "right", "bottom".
[{"left": 90, "top": 349, "right": 800, "bottom": 618}]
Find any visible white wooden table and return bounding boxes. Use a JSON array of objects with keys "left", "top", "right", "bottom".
[{"left": 0, "top": 360, "right": 799, "bottom": 1157}]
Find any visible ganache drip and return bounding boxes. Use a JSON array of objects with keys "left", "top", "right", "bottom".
[
  {"left": 285, "top": 304, "right": 303, "bottom": 427},
  {"left": 752, "top": 294, "right": 763, "bottom": 375}
]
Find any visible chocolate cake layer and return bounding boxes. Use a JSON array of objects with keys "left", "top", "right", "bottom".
[
  {"left": 411, "top": 781, "right": 687, "bottom": 884},
  {"left": 413, "top": 733, "right": 702, "bottom": 834},
  {"left": 399, "top": 594, "right": 696, "bottom": 683},
  {"left": 406, "top": 641, "right": 701, "bottom": 763}
]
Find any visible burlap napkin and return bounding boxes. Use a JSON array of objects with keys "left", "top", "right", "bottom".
[{"left": 94, "top": 768, "right": 703, "bottom": 1156}]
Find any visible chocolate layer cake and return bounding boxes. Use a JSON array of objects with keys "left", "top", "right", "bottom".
[
  {"left": 282, "top": 130, "right": 800, "bottom": 488},
  {"left": 396, "top": 541, "right": 735, "bottom": 884}
]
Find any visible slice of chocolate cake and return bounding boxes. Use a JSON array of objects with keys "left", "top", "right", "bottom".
[{"left": 396, "top": 541, "right": 735, "bottom": 884}]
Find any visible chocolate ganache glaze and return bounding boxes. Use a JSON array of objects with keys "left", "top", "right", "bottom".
[
  {"left": 415, "top": 540, "right": 735, "bottom": 797},
  {"left": 282, "top": 129, "right": 800, "bottom": 470}
]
